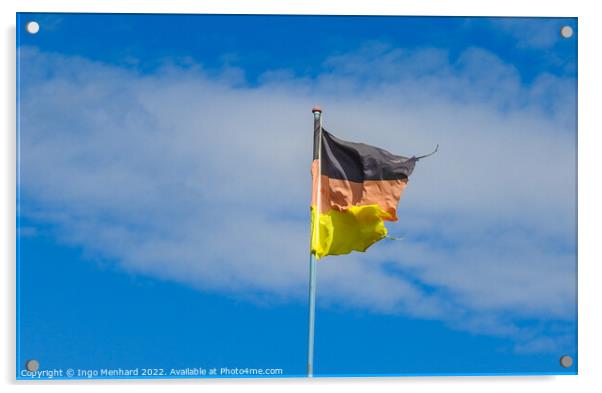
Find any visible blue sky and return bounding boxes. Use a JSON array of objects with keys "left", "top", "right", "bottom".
[{"left": 17, "top": 13, "right": 577, "bottom": 378}]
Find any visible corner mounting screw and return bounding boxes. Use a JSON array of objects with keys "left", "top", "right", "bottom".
[
  {"left": 560, "top": 26, "right": 573, "bottom": 39},
  {"left": 560, "top": 355, "right": 573, "bottom": 368},
  {"left": 26, "top": 359, "right": 40, "bottom": 372}
]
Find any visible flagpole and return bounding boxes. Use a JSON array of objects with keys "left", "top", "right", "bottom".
[
  {"left": 307, "top": 253, "right": 317, "bottom": 378},
  {"left": 307, "top": 105, "right": 322, "bottom": 378}
]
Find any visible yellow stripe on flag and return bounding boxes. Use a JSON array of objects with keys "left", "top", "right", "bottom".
[{"left": 310, "top": 205, "right": 390, "bottom": 259}]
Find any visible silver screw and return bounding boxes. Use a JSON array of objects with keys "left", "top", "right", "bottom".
[
  {"left": 560, "top": 355, "right": 573, "bottom": 368},
  {"left": 26, "top": 21, "right": 40, "bottom": 34},
  {"left": 26, "top": 359, "right": 40, "bottom": 372},
  {"left": 560, "top": 26, "right": 574, "bottom": 39}
]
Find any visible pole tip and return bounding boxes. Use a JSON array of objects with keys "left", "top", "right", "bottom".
[{"left": 312, "top": 105, "right": 322, "bottom": 113}]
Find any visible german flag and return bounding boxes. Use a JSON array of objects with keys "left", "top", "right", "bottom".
[{"left": 310, "top": 125, "right": 434, "bottom": 259}]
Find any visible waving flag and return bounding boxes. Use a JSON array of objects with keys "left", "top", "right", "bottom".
[
  {"left": 305, "top": 107, "right": 436, "bottom": 377},
  {"left": 310, "top": 125, "right": 435, "bottom": 259}
]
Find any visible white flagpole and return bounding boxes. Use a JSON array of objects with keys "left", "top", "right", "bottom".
[{"left": 307, "top": 105, "right": 322, "bottom": 378}]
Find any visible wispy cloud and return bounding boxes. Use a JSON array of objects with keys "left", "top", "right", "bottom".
[
  {"left": 18, "top": 42, "right": 576, "bottom": 353},
  {"left": 490, "top": 18, "right": 573, "bottom": 50}
]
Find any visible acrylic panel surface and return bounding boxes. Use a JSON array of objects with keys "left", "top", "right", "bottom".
[{"left": 16, "top": 13, "right": 577, "bottom": 379}]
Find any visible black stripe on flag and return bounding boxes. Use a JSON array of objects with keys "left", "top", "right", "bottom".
[{"left": 315, "top": 128, "right": 417, "bottom": 182}]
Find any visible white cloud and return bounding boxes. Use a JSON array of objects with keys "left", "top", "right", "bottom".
[
  {"left": 489, "top": 18, "right": 572, "bottom": 49},
  {"left": 18, "top": 44, "right": 576, "bottom": 352}
]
